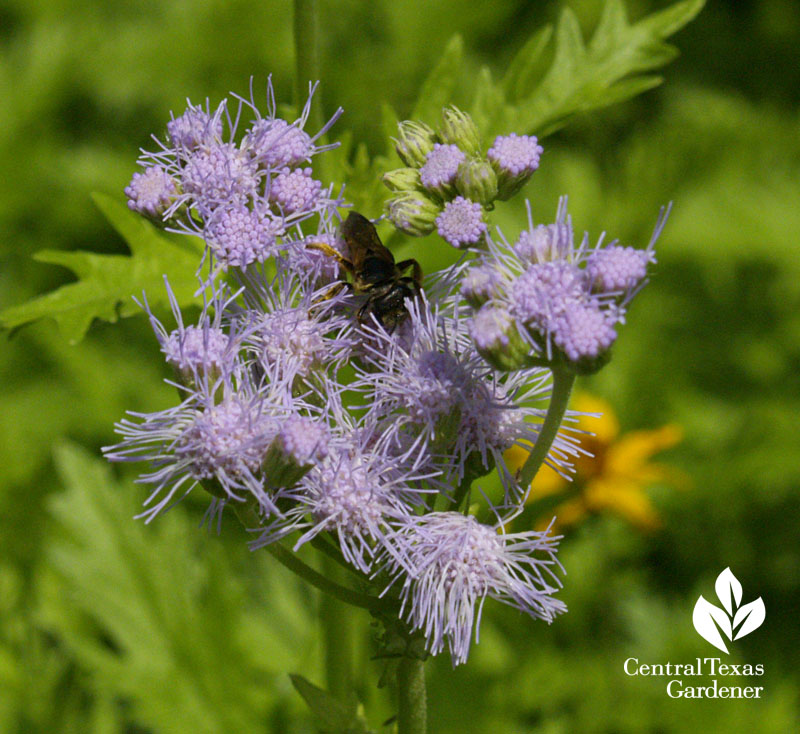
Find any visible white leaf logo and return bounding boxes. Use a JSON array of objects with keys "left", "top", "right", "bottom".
[{"left": 693, "top": 568, "right": 764, "bottom": 653}]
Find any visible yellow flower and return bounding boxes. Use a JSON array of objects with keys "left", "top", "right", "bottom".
[{"left": 505, "top": 392, "right": 684, "bottom": 532}]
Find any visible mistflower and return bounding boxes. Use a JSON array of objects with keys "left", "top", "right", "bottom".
[
  {"left": 205, "top": 204, "right": 285, "bottom": 268},
  {"left": 103, "top": 374, "right": 293, "bottom": 521},
  {"left": 461, "top": 198, "right": 668, "bottom": 370},
  {"left": 262, "top": 414, "right": 331, "bottom": 489},
  {"left": 140, "top": 276, "right": 241, "bottom": 384},
  {"left": 435, "top": 196, "right": 487, "bottom": 249},
  {"left": 585, "top": 245, "right": 653, "bottom": 294},
  {"left": 550, "top": 302, "right": 618, "bottom": 364},
  {"left": 510, "top": 261, "right": 586, "bottom": 327},
  {"left": 254, "top": 421, "right": 437, "bottom": 573},
  {"left": 419, "top": 143, "right": 466, "bottom": 196},
  {"left": 237, "top": 77, "right": 343, "bottom": 169},
  {"left": 164, "top": 325, "right": 230, "bottom": 377},
  {"left": 246, "top": 118, "right": 312, "bottom": 168},
  {"left": 181, "top": 142, "right": 260, "bottom": 208},
  {"left": 488, "top": 133, "right": 543, "bottom": 200},
  {"left": 514, "top": 221, "right": 573, "bottom": 264},
  {"left": 167, "top": 100, "right": 224, "bottom": 149},
  {"left": 354, "top": 297, "right": 575, "bottom": 491},
  {"left": 460, "top": 263, "right": 506, "bottom": 308},
  {"left": 125, "top": 166, "right": 177, "bottom": 218},
  {"left": 382, "top": 512, "right": 566, "bottom": 665},
  {"left": 268, "top": 166, "right": 323, "bottom": 214}
]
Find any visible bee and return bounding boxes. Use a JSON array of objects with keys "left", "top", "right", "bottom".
[{"left": 307, "top": 211, "right": 422, "bottom": 331}]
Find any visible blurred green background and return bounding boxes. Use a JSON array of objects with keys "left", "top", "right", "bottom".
[{"left": 1, "top": 0, "right": 798, "bottom": 731}]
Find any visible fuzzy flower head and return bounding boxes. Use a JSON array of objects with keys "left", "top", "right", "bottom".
[
  {"left": 103, "top": 364, "right": 301, "bottom": 522},
  {"left": 436, "top": 196, "right": 487, "bottom": 249},
  {"left": 125, "top": 166, "right": 178, "bottom": 218},
  {"left": 205, "top": 204, "right": 286, "bottom": 269},
  {"left": 269, "top": 166, "right": 323, "bottom": 214},
  {"left": 167, "top": 100, "right": 225, "bottom": 150},
  {"left": 461, "top": 199, "right": 669, "bottom": 372},
  {"left": 419, "top": 143, "right": 466, "bottom": 197},
  {"left": 255, "top": 414, "right": 437, "bottom": 573},
  {"left": 383, "top": 512, "right": 566, "bottom": 665},
  {"left": 140, "top": 276, "right": 241, "bottom": 385},
  {"left": 488, "top": 133, "right": 543, "bottom": 200},
  {"left": 240, "top": 270, "right": 355, "bottom": 381}
]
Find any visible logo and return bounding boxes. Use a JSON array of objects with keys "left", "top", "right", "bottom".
[{"left": 692, "top": 568, "right": 765, "bottom": 654}]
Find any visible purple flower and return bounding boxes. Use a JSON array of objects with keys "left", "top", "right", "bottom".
[
  {"left": 487, "top": 133, "right": 542, "bottom": 176},
  {"left": 253, "top": 415, "right": 437, "bottom": 573},
  {"left": 268, "top": 166, "right": 322, "bottom": 214},
  {"left": 240, "top": 271, "right": 355, "bottom": 381},
  {"left": 436, "top": 196, "right": 487, "bottom": 249},
  {"left": 381, "top": 512, "right": 566, "bottom": 665},
  {"left": 140, "top": 276, "right": 241, "bottom": 383},
  {"left": 204, "top": 204, "right": 285, "bottom": 269},
  {"left": 125, "top": 166, "right": 177, "bottom": 218},
  {"left": 488, "top": 133, "right": 543, "bottom": 200},
  {"left": 585, "top": 245, "right": 654, "bottom": 293},
  {"left": 103, "top": 373, "right": 294, "bottom": 521},
  {"left": 550, "top": 302, "right": 618, "bottom": 363},
  {"left": 419, "top": 143, "right": 465, "bottom": 194},
  {"left": 461, "top": 199, "right": 669, "bottom": 369},
  {"left": 246, "top": 117, "right": 313, "bottom": 168},
  {"left": 460, "top": 263, "right": 505, "bottom": 308},
  {"left": 167, "top": 100, "right": 225, "bottom": 149},
  {"left": 510, "top": 261, "right": 586, "bottom": 327},
  {"left": 238, "top": 77, "right": 343, "bottom": 169},
  {"left": 181, "top": 142, "right": 260, "bottom": 208}
]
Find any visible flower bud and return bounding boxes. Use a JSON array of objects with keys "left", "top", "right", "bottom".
[
  {"left": 455, "top": 156, "right": 498, "bottom": 205},
  {"left": 386, "top": 191, "right": 441, "bottom": 236},
  {"left": 469, "top": 305, "right": 529, "bottom": 371},
  {"left": 382, "top": 167, "right": 422, "bottom": 193},
  {"left": 394, "top": 120, "right": 437, "bottom": 167},
  {"left": 439, "top": 106, "right": 481, "bottom": 156}
]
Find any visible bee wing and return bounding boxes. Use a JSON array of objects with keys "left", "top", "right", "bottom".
[{"left": 341, "top": 212, "right": 395, "bottom": 268}]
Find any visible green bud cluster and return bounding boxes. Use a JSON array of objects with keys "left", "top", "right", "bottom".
[{"left": 384, "top": 106, "right": 541, "bottom": 240}]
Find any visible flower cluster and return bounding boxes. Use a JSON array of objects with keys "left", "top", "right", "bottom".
[
  {"left": 384, "top": 106, "right": 543, "bottom": 248},
  {"left": 125, "top": 78, "right": 343, "bottom": 275},
  {"left": 107, "top": 79, "right": 667, "bottom": 666},
  {"left": 463, "top": 198, "right": 669, "bottom": 374}
]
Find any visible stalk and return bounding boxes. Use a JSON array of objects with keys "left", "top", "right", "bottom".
[
  {"left": 397, "top": 657, "right": 427, "bottom": 734},
  {"left": 518, "top": 366, "right": 576, "bottom": 490}
]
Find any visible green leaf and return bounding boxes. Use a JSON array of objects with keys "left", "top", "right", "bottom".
[
  {"left": 471, "top": 0, "right": 705, "bottom": 139},
  {"left": 0, "top": 193, "right": 203, "bottom": 344},
  {"left": 289, "top": 674, "right": 374, "bottom": 734},
  {"left": 42, "top": 443, "right": 314, "bottom": 734},
  {"left": 411, "top": 34, "right": 464, "bottom": 126}
]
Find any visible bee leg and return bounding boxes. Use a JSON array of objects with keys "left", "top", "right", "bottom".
[
  {"left": 395, "top": 258, "right": 423, "bottom": 289},
  {"left": 306, "top": 241, "right": 355, "bottom": 276}
]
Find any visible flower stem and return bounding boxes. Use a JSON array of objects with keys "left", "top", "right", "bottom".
[
  {"left": 397, "top": 657, "right": 427, "bottom": 734},
  {"left": 230, "top": 501, "right": 391, "bottom": 613},
  {"left": 519, "top": 366, "right": 576, "bottom": 491},
  {"left": 293, "top": 0, "right": 322, "bottom": 132},
  {"left": 319, "top": 554, "right": 355, "bottom": 699}
]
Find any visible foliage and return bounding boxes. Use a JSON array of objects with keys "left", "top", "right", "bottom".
[{"left": 1, "top": 0, "right": 799, "bottom": 731}]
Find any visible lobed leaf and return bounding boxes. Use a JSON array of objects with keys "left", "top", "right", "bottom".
[{"left": 0, "top": 193, "right": 203, "bottom": 344}]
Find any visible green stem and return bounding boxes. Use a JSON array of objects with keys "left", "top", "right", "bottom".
[
  {"left": 397, "top": 657, "right": 427, "bottom": 734},
  {"left": 319, "top": 554, "right": 355, "bottom": 699},
  {"left": 293, "top": 0, "right": 322, "bottom": 132},
  {"left": 231, "top": 502, "right": 390, "bottom": 613},
  {"left": 519, "top": 366, "right": 576, "bottom": 491}
]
